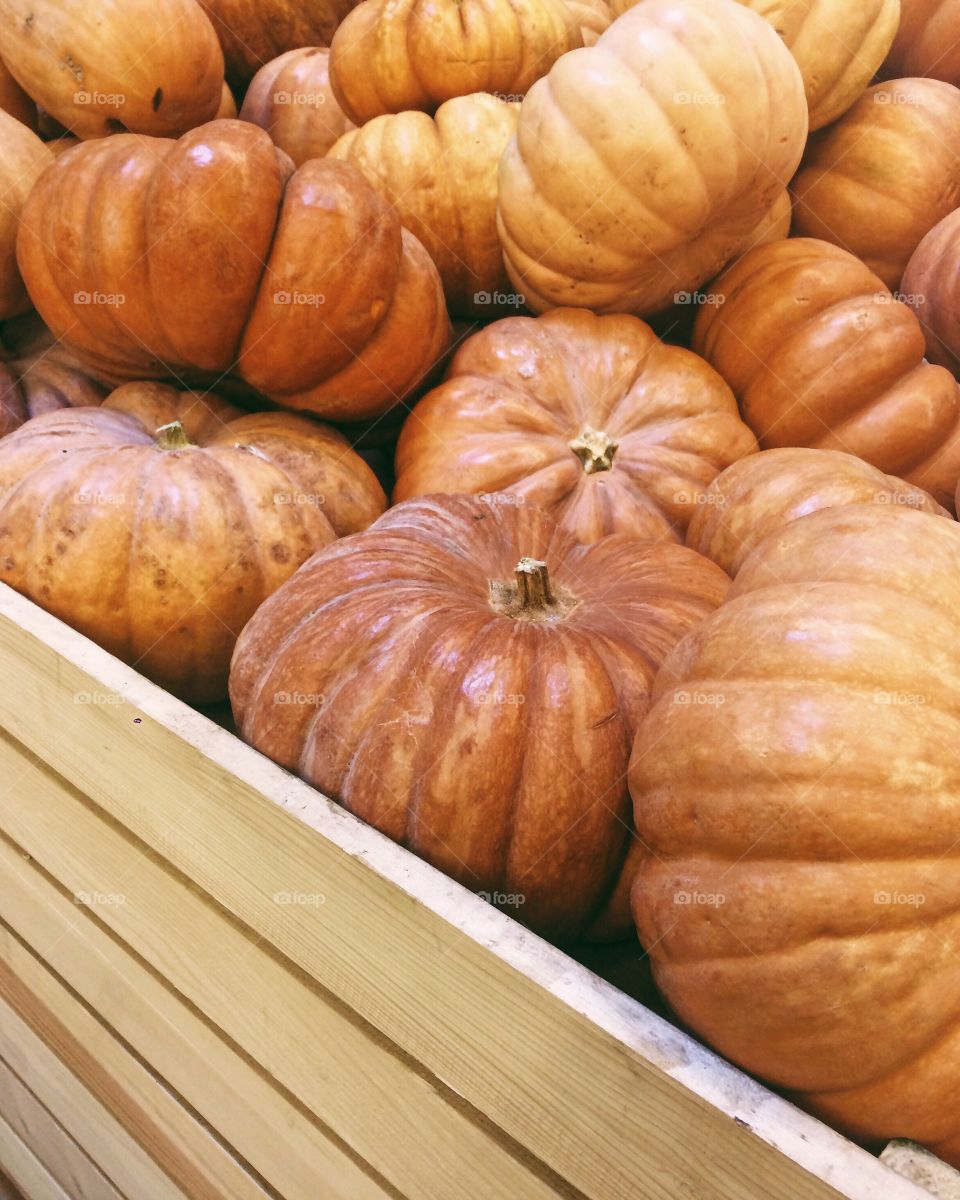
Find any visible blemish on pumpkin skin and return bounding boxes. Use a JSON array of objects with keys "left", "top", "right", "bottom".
[
  {"left": 152, "top": 87, "right": 164, "bottom": 112},
  {"left": 271, "top": 544, "right": 290, "bottom": 563},
  {"left": 23, "top": 14, "right": 33, "bottom": 31}
]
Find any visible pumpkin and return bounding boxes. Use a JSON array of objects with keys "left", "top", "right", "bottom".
[
  {"left": 883, "top": 0, "right": 960, "bottom": 86},
  {"left": 395, "top": 309, "right": 759, "bottom": 542},
  {"left": 0, "top": 0, "right": 225, "bottom": 139},
  {"left": 0, "top": 383, "right": 386, "bottom": 702},
  {"left": 692, "top": 237, "right": 960, "bottom": 510},
  {"left": 686, "top": 447, "right": 947, "bottom": 576},
  {"left": 0, "top": 113, "right": 51, "bottom": 320},
  {"left": 217, "top": 81, "right": 237, "bottom": 119},
  {"left": 0, "top": 316, "right": 109, "bottom": 437},
  {"left": 199, "top": 0, "right": 357, "bottom": 87},
  {"left": 562, "top": 0, "right": 614, "bottom": 43},
  {"left": 239, "top": 48, "right": 353, "bottom": 166},
  {"left": 328, "top": 93, "right": 520, "bottom": 316},
  {"left": 791, "top": 79, "right": 960, "bottom": 289},
  {"left": 0, "top": 58, "right": 36, "bottom": 130},
  {"left": 229, "top": 493, "right": 730, "bottom": 942},
  {"left": 17, "top": 121, "right": 451, "bottom": 423},
  {"left": 630, "top": 503, "right": 960, "bottom": 1166},
  {"left": 901, "top": 208, "right": 960, "bottom": 373},
  {"left": 328, "top": 0, "right": 581, "bottom": 124},
  {"left": 496, "top": 0, "right": 807, "bottom": 315}
]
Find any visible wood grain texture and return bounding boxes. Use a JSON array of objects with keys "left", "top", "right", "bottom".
[{"left": 0, "top": 1118, "right": 70, "bottom": 1200}]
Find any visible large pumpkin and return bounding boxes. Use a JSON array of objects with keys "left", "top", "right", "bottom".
[
  {"left": 495, "top": 0, "right": 807, "bottom": 315},
  {"left": 901, "top": 207, "right": 960, "bottom": 373},
  {"left": 230, "top": 494, "right": 730, "bottom": 942},
  {"left": 0, "top": 112, "right": 51, "bottom": 319},
  {"left": 239, "top": 48, "right": 353, "bottom": 166},
  {"left": 686, "top": 447, "right": 947, "bottom": 576},
  {"left": 395, "top": 309, "right": 759, "bottom": 542},
  {"left": 328, "top": 0, "right": 581, "bottom": 124},
  {"left": 328, "top": 94, "right": 520, "bottom": 316},
  {"left": 692, "top": 237, "right": 960, "bottom": 509},
  {"left": 882, "top": 0, "right": 960, "bottom": 85},
  {"left": 0, "top": 0, "right": 225, "bottom": 138},
  {"left": 630, "top": 503, "right": 960, "bottom": 1166},
  {"left": 0, "top": 384, "right": 386, "bottom": 702},
  {"left": 791, "top": 78, "right": 960, "bottom": 289},
  {"left": 17, "top": 121, "right": 451, "bottom": 423}
]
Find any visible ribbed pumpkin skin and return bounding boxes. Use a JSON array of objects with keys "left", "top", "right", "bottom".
[
  {"left": 0, "top": 0, "right": 224, "bottom": 138},
  {"left": 901, "top": 208, "right": 960, "bottom": 373},
  {"left": 693, "top": 238, "right": 960, "bottom": 509},
  {"left": 630, "top": 504, "right": 960, "bottom": 1166},
  {"left": 736, "top": 0, "right": 900, "bottom": 129},
  {"left": 239, "top": 48, "right": 353, "bottom": 165},
  {"left": 883, "top": 0, "right": 960, "bottom": 85},
  {"left": 496, "top": 0, "right": 807, "bottom": 316},
  {"left": 792, "top": 79, "right": 960, "bottom": 289},
  {"left": 16, "top": 121, "right": 451, "bottom": 422},
  {"left": 0, "top": 345, "right": 108, "bottom": 438},
  {"left": 230, "top": 494, "right": 730, "bottom": 943},
  {"left": 328, "top": 0, "right": 582, "bottom": 124},
  {"left": 0, "top": 383, "right": 386, "bottom": 702},
  {"left": 0, "top": 112, "right": 51, "bottom": 319},
  {"left": 395, "top": 309, "right": 759, "bottom": 542},
  {"left": 686, "top": 447, "right": 948, "bottom": 576},
  {"left": 328, "top": 94, "right": 520, "bottom": 316}
]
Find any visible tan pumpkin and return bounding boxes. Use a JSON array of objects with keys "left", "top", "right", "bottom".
[
  {"left": 239, "top": 48, "right": 353, "bottom": 165},
  {"left": 395, "top": 309, "right": 758, "bottom": 542},
  {"left": 0, "top": 383, "right": 386, "bottom": 702},
  {"left": 496, "top": 0, "right": 807, "bottom": 315},
  {"left": 328, "top": 94, "right": 520, "bottom": 316},
  {"left": 563, "top": 0, "right": 614, "bottom": 43},
  {"left": 883, "top": 0, "right": 960, "bottom": 85},
  {"left": 0, "top": 58, "right": 36, "bottom": 129},
  {"left": 692, "top": 237, "right": 960, "bottom": 509},
  {"left": 686, "top": 447, "right": 947, "bottom": 576},
  {"left": 0, "top": 113, "right": 51, "bottom": 319},
  {"left": 17, "top": 121, "right": 451, "bottom": 423},
  {"left": 792, "top": 79, "right": 960, "bottom": 289},
  {"left": 630, "top": 503, "right": 960, "bottom": 1167},
  {"left": 901, "top": 208, "right": 960, "bottom": 373},
  {"left": 328, "top": 0, "right": 581, "bottom": 124},
  {"left": 0, "top": 0, "right": 225, "bottom": 138},
  {"left": 230, "top": 493, "right": 730, "bottom": 943}
]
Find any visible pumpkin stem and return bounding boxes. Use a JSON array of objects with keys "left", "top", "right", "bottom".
[
  {"left": 154, "top": 420, "right": 194, "bottom": 450},
  {"left": 516, "top": 557, "right": 554, "bottom": 609},
  {"left": 570, "top": 426, "right": 618, "bottom": 474}
]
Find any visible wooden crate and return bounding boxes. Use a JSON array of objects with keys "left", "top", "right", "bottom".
[{"left": 0, "top": 581, "right": 951, "bottom": 1200}]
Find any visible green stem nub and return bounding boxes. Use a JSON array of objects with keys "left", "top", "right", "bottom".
[
  {"left": 154, "top": 420, "right": 194, "bottom": 451},
  {"left": 570, "top": 426, "right": 618, "bottom": 474}
]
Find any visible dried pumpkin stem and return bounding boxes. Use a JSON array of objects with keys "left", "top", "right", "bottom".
[
  {"left": 516, "top": 557, "right": 554, "bottom": 610},
  {"left": 154, "top": 420, "right": 194, "bottom": 450},
  {"left": 570, "top": 426, "right": 618, "bottom": 474}
]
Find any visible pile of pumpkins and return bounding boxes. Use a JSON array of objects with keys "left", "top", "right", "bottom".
[{"left": 2, "top": 0, "right": 960, "bottom": 1167}]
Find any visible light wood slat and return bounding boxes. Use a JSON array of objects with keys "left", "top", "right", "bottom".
[
  {"left": 0, "top": 1002, "right": 185, "bottom": 1200},
  {"left": 0, "top": 586, "right": 933, "bottom": 1200},
  {"left": 882, "top": 1143, "right": 960, "bottom": 1199},
  {"left": 0, "top": 1116, "right": 71, "bottom": 1200},
  {"left": 0, "top": 837, "right": 393, "bottom": 1200},
  {"left": 0, "top": 732, "right": 568, "bottom": 1200},
  {"left": 0, "top": 1059, "right": 125, "bottom": 1200}
]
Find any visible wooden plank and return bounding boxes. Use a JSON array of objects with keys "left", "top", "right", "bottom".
[
  {"left": 0, "top": 734, "right": 568, "bottom": 1200},
  {"left": 0, "top": 924, "right": 271, "bottom": 1200},
  {"left": 882, "top": 1143, "right": 960, "bottom": 1199},
  {"left": 0, "top": 1059, "right": 125, "bottom": 1200},
  {"left": 0, "top": 838, "right": 393, "bottom": 1200},
  {"left": 0, "top": 585, "right": 934, "bottom": 1200},
  {"left": 0, "top": 1116, "right": 70, "bottom": 1200}
]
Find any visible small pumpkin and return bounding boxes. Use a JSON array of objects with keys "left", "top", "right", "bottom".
[
  {"left": 230, "top": 493, "right": 730, "bottom": 942},
  {"left": 692, "top": 237, "right": 960, "bottom": 509},
  {"left": 395, "top": 309, "right": 759, "bottom": 542},
  {"left": 0, "top": 316, "right": 109, "bottom": 437},
  {"left": 496, "top": 0, "right": 807, "bottom": 315},
  {"left": 630, "top": 503, "right": 960, "bottom": 1167},
  {"left": 686, "top": 447, "right": 947, "bottom": 576},
  {"left": 792, "top": 78, "right": 960, "bottom": 289},
  {"left": 17, "top": 121, "right": 451, "bottom": 423},
  {"left": 239, "top": 48, "right": 353, "bottom": 165},
  {"left": 328, "top": 0, "right": 581, "bottom": 124},
  {"left": 0, "top": 0, "right": 225, "bottom": 138},
  {"left": 901, "top": 207, "right": 960, "bottom": 373},
  {"left": 0, "top": 112, "right": 52, "bottom": 319},
  {"left": 0, "top": 383, "right": 386, "bottom": 702},
  {"left": 882, "top": 0, "right": 960, "bottom": 86},
  {"left": 328, "top": 93, "right": 520, "bottom": 316}
]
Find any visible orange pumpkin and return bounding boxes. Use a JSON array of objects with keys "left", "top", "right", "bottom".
[
  {"left": 630, "top": 503, "right": 960, "bottom": 1167},
  {"left": 792, "top": 78, "right": 960, "bottom": 289},
  {"left": 328, "top": 0, "right": 581, "bottom": 124},
  {"left": 0, "top": 112, "right": 51, "bottom": 319},
  {"left": 239, "top": 48, "right": 353, "bottom": 165},
  {"left": 0, "top": 383, "right": 386, "bottom": 702},
  {"left": 0, "top": 316, "right": 109, "bottom": 436},
  {"left": 901, "top": 207, "right": 960, "bottom": 373},
  {"left": 883, "top": 0, "right": 960, "bottom": 85},
  {"left": 230, "top": 493, "right": 730, "bottom": 942},
  {"left": 0, "top": 58, "right": 36, "bottom": 130},
  {"left": 328, "top": 93, "right": 520, "bottom": 316},
  {"left": 496, "top": 0, "right": 807, "bottom": 315},
  {"left": 17, "top": 121, "right": 451, "bottom": 423},
  {"left": 395, "top": 309, "right": 759, "bottom": 542},
  {"left": 686, "top": 447, "right": 947, "bottom": 576},
  {"left": 0, "top": 0, "right": 225, "bottom": 138},
  {"left": 692, "top": 237, "right": 960, "bottom": 509}
]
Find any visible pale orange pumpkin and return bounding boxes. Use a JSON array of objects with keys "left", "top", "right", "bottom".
[
  {"left": 901, "top": 207, "right": 960, "bottom": 373},
  {"left": 230, "top": 493, "right": 730, "bottom": 942},
  {"left": 0, "top": 315, "right": 109, "bottom": 436},
  {"left": 882, "top": 0, "right": 960, "bottom": 86},
  {"left": 563, "top": 0, "right": 614, "bottom": 42},
  {"left": 0, "top": 112, "right": 51, "bottom": 319},
  {"left": 0, "top": 58, "right": 36, "bottom": 130}
]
